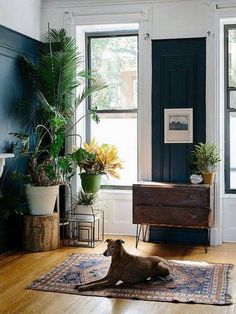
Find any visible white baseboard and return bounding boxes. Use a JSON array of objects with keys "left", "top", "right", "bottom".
[{"left": 210, "top": 227, "right": 222, "bottom": 245}]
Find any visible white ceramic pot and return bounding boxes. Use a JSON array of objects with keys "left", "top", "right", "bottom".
[
  {"left": 190, "top": 174, "right": 203, "bottom": 184},
  {"left": 25, "top": 185, "right": 59, "bottom": 215},
  {"left": 76, "top": 204, "right": 93, "bottom": 215}
]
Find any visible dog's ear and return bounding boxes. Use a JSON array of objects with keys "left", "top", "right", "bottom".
[
  {"left": 105, "top": 239, "right": 112, "bottom": 243},
  {"left": 116, "top": 239, "right": 125, "bottom": 245}
]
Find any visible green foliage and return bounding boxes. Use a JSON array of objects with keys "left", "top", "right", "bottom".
[
  {"left": 71, "top": 147, "right": 102, "bottom": 175},
  {"left": 11, "top": 28, "right": 107, "bottom": 187},
  {"left": 58, "top": 156, "right": 74, "bottom": 181},
  {"left": 17, "top": 28, "right": 107, "bottom": 132},
  {"left": 90, "top": 36, "right": 137, "bottom": 110},
  {"left": 76, "top": 189, "right": 97, "bottom": 205},
  {"left": 0, "top": 193, "right": 28, "bottom": 220},
  {"left": 191, "top": 142, "right": 221, "bottom": 173},
  {"left": 71, "top": 139, "right": 123, "bottom": 178},
  {"left": 11, "top": 126, "right": 74, "bottom": 186}
]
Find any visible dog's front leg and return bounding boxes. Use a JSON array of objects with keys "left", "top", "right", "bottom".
[
  {"left": 76, "top": 277, "right": 118, "bottom": 291},
  {"left": 75, "top": 275, "right": 110, "bottom": 290}
]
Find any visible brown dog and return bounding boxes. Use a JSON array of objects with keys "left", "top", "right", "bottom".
[{"left": 75, "top": 238, "right": 170, "bottom": 290}]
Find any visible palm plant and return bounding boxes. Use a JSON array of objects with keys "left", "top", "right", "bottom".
[
  {"left": 12, "top": 28, "right": 107, "bottom": 187},
  {"left": 17, "top": 28, "right": 106, "bottom": 133}
]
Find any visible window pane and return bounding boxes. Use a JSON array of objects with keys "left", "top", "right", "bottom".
[
  {"left": 90, "top": 113, "right": 137, "bottom": 186},
  {"left": 228, "top": 29, "right": 236, "bottom": 87},
  {"left": 90, "top": 35, "right": 138, "bottom": 110},
  {"left": 229, "top": 91, "right": 236, "bottom": 109},
  {"left": 230, "top": 112, "right": 236, "bottom": 189}
]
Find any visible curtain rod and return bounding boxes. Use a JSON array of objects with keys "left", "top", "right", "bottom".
[
  {"left": 65, "top": 10, "right": 146, "bottom": 17},
  {"left": 216, "top": 4, "right": 236, "bottom": 9}
]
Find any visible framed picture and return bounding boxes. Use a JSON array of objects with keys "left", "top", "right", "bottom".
[{"left": 164, "top": 108, "right": 193, "bottom": 143}]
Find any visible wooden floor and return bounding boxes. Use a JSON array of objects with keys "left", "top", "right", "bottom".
[{"left": 1, "top": 236, "right": 236, "bottom": 314}]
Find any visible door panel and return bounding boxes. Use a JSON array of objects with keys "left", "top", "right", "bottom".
[{"left": 152, "top": 38, "right": 206, "bottom": 182}]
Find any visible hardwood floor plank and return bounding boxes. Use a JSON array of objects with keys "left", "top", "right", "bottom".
[{"left": 0, "top": 236, "right": 235, "bottom": 314}]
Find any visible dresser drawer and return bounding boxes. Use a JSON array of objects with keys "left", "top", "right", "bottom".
[
  {"left": 133, "top": 185, "right": 210, "bottom": 208},
  {"left": 133, "top": 205, "right": 210, "bottom": 228}
]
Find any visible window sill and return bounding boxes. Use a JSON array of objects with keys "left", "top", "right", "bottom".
[
  {"left": 222, "top": 193, "right": 236, "bottom": 199},
  {"left": 100, "top": 188, "right": 132, "bottom": 195}
]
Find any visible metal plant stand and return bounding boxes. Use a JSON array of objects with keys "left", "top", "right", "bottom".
[{"left": 62, "top": 204, "right": 104, "bottom": 248}]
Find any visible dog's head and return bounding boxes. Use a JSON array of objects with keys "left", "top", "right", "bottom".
[{"left": 103, "top": 238, "right": 125, "bottom": 257}]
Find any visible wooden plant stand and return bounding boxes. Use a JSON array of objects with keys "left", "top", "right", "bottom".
[{"left": 22, "top": 213, "right": 59, "bottom": 252}]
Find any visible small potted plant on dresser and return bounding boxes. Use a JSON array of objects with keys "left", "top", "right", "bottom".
[
  {"left": 190, "top": 142, "right": 221, "bottom": 184},
  {"left": 71, "top": 138, "right": 123, "bottom": 193}
]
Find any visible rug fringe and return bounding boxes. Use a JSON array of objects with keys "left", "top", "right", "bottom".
[{"left": 227, "top": 264, "right": 236, "bottom": 304}]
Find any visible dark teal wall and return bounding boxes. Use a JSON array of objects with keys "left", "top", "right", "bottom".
[
  {"left": 0, "top": 25, "right": 38, "bottom": 252},
  {"left": 0, "top": 24, "right": 38, "bottom": 163}
]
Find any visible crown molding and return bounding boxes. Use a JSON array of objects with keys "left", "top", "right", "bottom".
[{"left": 42, "top": 0, "right": 203, "bottom": 9}]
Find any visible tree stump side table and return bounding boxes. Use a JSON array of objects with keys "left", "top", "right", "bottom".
[{"left": 22, "top": 213, "right": 59, "bottom": 252}]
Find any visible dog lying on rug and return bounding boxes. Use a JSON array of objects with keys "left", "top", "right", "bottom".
[{"left": 75, "top": 238, "right": 170, "bottom": 290}]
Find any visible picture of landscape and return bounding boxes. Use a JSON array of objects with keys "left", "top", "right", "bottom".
[
  {"left": 164, "top": 108, "right": 193, "bottom": 143},
  {"left": 169, "top": 115, "right": 189, "bottom": 130}
]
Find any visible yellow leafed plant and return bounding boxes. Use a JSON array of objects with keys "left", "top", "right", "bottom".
[{"left": 83, "top": 139, "right": 123, "bottom": 178}]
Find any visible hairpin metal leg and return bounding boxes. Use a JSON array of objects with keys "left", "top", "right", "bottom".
[
  {"left": 135, "top": 224, "right": 142, "bottom": 248},
  {"left": 204, "top": 228, "right": 210, "bottom": 253},
  {"left": 143, "top": 224, "right": 148, "bottom": 242}
]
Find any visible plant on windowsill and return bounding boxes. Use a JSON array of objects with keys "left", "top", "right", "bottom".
[
  {"left": 71, "top": 138, "right": 123, "bottom": 193},
  {"left": 10, "top": 28, "right": 107, "bottom": 215},
  {"left": 190, "top": 142, "right": 221, "bottom": 184}
]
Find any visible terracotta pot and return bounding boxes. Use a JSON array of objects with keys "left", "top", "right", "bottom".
[{"left": 202, "top": 172, "right": 215, "bottom": 185}]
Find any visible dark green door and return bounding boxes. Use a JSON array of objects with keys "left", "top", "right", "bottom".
[{"left": 152, "top": 38, "right": 206, "bottom": 182}]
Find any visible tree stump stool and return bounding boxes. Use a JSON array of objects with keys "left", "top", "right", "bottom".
[{"left": 22, "top": 213, "right": 59, "bottom": 252}]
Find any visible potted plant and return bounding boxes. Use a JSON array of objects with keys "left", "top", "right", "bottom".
[
  {"left": 190, "top": 142, "right": 221, "bottom": 184},
  {"left": 11, "top": 28, "right": 106, "bottom": 215},
  {"left": 75, "top": 189, "right": 97, "bottom": 214},
  {"left": 12, "top": 123, "right": 74, "bottom": 215},
  {"left": 71, "top": 138, "right": 123, "bottom": 193}
]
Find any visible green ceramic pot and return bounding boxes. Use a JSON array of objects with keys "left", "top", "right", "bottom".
[{"left": 80, "top": 173, "right": 102, "bottom": 193}]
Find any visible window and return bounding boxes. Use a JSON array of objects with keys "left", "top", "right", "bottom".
[
  {"left": 86, "top": 31, "right": 138, "bottom": 188},
  {"left": 225, "top": 25, "right": 236, "bottom": 193}
]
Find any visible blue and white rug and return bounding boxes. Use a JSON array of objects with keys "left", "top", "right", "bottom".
[{"left": 27, "top": 253, "right": 236, "bottom": 305}]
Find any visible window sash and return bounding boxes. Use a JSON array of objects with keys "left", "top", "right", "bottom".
[
  {"left": 85, "top": 30, "right": 138, "bottom": 189},
  {"left": 225, "top": 24, "right": 236, "bottom": 193},
  {"left": 86, "top": 31, "right": 138, "bottom": 112}
]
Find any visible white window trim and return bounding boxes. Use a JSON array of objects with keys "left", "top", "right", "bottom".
[
  {"left": 64, "top": 7, "right": 153, "bottom": 193},
  {"left": 207, "top": 2, "right": 236, "bottom": 245}
]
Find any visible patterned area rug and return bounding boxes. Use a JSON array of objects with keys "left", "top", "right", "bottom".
[{"left": 27, "top": 253, "right": 236, "bottom": 305}]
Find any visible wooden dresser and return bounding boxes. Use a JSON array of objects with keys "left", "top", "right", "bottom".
[{"left": 133, "top": 182, "right": 214, "bottom": 252}]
